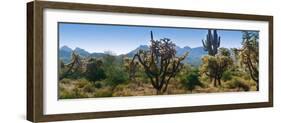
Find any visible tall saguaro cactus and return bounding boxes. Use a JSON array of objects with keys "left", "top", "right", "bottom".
[{"left": 202, "top": 29, "right": 221, "bottom": 56}]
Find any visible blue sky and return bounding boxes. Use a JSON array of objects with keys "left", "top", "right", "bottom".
[{"left": 59, "top": 23, "right": 257, "bottom": 55}]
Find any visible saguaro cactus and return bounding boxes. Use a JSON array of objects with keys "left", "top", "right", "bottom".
[{"left": 202, "top": 29, "right": 221, "bottom": 56}]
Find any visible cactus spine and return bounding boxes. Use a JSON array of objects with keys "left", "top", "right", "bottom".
[{"left": 202, "top": 29, "right": 221, "bottom": 56}]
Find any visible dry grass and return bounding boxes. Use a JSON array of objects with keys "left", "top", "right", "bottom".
[{"left": 59, "top": 76, "right": 257, "bottom": 99}]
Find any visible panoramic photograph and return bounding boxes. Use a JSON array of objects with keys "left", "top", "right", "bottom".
[{"left": 58, "top": 22, "right": 259, "bottom": 99}]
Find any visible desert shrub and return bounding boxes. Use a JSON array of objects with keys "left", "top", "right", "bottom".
[
  {"left": 94, "top": 88, "right": 113, "bottom": 97},
  {"left": 94, "top": 82, "right": 102, "bottom": 89},
  {"left": 59, "top": 78, "right": 96, "bottom": 99},
  {"left": 225, "top": 77, "right": 250, "bottom": 91},
  {"left": 82, "top": 83, "right": 95, "bottom": 93},
  {"left": 114, "top": 84, "right": 128, "bottom": 92},
  {"left": 60, "top": 78, "right": 72, "bottom": 84},
  {"left": 242, "top": 73, "right": 251, "bottom": 80},
  {"left": 60, "top": 88, "right": 88, "bottom": 99},
  {"left": 75, "top": 78, "right": 89, "bottom": 88},
  {"left": 74, "top": 78, "right": 97, "bottom": 93},
  {"left": 112, "top": 84, "right": 133, "bottom": 96},
  {"left": 59, "top": 90, "right": 74, "bottom": 99}
]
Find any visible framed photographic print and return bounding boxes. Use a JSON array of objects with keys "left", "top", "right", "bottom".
[{"left": 27, "top": 1, "right": 273, "bottom": 122}]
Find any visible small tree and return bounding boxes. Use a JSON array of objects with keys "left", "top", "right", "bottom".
[
  {"left": 200, "top": 48, "right": 233, "bottom": 87},
  {"left": 132, "top": 31, "right": 188, "bottom": 94},
  {"left": 85, "top": 58, "right": 106, "bottom": 84}
]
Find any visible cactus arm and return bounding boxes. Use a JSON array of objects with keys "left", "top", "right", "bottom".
[
  {"left": 202, "top": 39, "right": 207, "bottom": 51},
  {"left": 214, "top": 30, "right": 218, "bottom": 42},
  {"left": 150, "top": 31, "right": 154, "bottom": 41},
  {"left": 218, "top": 36, "right": 221, "bottom": 47}
]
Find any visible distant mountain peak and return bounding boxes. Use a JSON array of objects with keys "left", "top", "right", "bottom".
[
  {"left": 183, "top": 46, "right": 191, "bottom": 49},
  {"left": 60, "top": 45, "right": 72, "bottom": 51},
  {"left": 74, "top": 47, "right": 90, "bottom": 57},
  {"left": 74, "top": 47, "right": 86, "bottom": 51},
  {"left": 126, "top": 45, "right": 149, "bottom": 57},
  {"left": 139, "top": 45, "right": 149, "bottom": 48}
]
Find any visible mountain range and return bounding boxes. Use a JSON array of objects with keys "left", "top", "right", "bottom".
[{"left": 60, "top": 45, "right": 207, "bottom": 67}]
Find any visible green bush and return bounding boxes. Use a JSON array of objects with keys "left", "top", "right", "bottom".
[
  {"left": 181, "top": 69, "right": 202, "bottom": 93},
  {"left": 85, "top": 58, "right": 106, "bottom": 84},
  {"left": 106, "top": 67, "right": 129, "bottom": 86},
  {"left": 222, "top": 70, "right": 232, "bottom": 81}
]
